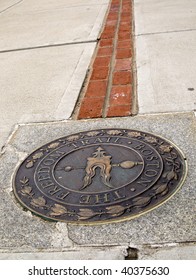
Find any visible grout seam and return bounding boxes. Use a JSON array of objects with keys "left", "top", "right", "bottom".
[
  {"left": 102, "top": 0, "right": 123, "bottom": 117},
  {"left": 0, "top": 0, "right": 23, "bottom": 15},
  {"left": 0, "top": 40, "right": 98, "bottom": 54},
  {"left": 136, "top": 28, "right": 196, "bottom": 37}
]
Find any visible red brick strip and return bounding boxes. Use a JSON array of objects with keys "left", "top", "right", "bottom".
[{"left": 77, "top": 0, "right": 133, "bottom": 119}]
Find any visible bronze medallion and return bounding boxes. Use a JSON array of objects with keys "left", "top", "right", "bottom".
[{"left": 13, "top": 129, "right": 187, "bottom": 224}]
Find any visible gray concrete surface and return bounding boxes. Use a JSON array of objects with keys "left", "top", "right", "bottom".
[
  {"left": 0, "top": 0, "right": 109, "bottom": 50},
  {"left": 0, "top": 0, "right": 22, "bottom": 13},
  {"left": 0, "top": 246, "right": 127, "bottom": 260},
  {"left": 0, "top": 0, "right": 195, "bottom": 260},
  {"left": 0, "top": 43, "right": 96, "bottom": 149},
  {"left": 0, "top": 112, "right": 195, "bottom": 259},
  {"left": 134, "top": 0, "right": 196, "bottom": 34},
  {"left": 137, "top": 243, "right": 196, "bottom": 260},
  {"left": 135, "top": 0, "right": 196, "bottom": 114},
  {"left": 136, "top": 31, "right": 196, "bottom": 114},
  {"left": 0, "top": 0, "right": 109, "bottom": 149}
]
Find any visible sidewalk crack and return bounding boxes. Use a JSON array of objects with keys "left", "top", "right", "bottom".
[
  {"left": 0, "top": 0, "right": 23, "bottom": 15},
  {"left": 0, "top": 40, "right": 98, "bottom": 54},
  {"left": 136, "top": 28, "right": 196, "bottom": 37}
]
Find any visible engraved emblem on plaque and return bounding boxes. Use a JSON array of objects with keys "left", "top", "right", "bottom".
[{"left": 13, "top": 129, "right": 187, "bottom": 224}]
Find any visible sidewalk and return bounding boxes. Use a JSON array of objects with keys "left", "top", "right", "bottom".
[
  {"left": 0, "top": 0, "right": 195, "bottom": 260},
  {"left": 0, "top": 0, "right": 109, "bottom": 149}
]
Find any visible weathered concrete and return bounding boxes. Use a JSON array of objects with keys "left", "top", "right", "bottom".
[
  {"left": 0, "top": 0, "right": 110, "bottom": 149},
  {"left": 0, "top": 246, "right": 127, "bottom": 260},
  {"left": 0, "top": 43, "right": 96, "bottom": 149},
  {"left": 137, "top": 243, "right": 196, "bottom": 260},
  {"left": 134, "top": 0, "right": 196, "bottom": 114},
  {"left": 0, "top": 0, "right": 21, "bottom": 13},
  {"left": 0, "top": 112, "right": 195, "bottom": 259},
  {"left": 134, "top": 0, "right": 196, "bottom": 35},
  {"left": 136, "top": 31, "right": 196, "bottom": 114},
  {"left": 0, "top": 0, "right": 195, "bottom": 261},
  {"left": 0, "top": 0, "right": 109, "bottom": 51}
]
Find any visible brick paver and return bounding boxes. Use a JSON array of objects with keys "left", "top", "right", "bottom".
[{"left": 77, "top": 0, "right": 134, "bottom": 119}]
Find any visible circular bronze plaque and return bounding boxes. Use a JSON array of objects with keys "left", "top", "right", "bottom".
[{"left": 13, "top": 129, "right": 187, "bottom": 224}]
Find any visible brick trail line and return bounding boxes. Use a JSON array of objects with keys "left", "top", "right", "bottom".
[{"left": 76, "top": 0, "right": 134, "bottom": 119}]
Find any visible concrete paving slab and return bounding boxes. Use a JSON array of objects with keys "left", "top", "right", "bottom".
[
  {"left": 0, "top": 0, "right": 109, "bottom": 51},
  {"left": 0, "top": 0, "right": 22, "bottom": 13},
  {"left": 134, "top": 0, "right": 196, "bottom": 35},
  {"left": 0, "top": 112, "right": 195, "bottom": 259},
  {"left": 137, "top": 243, "right": 196, "bottom": 260},
  {"left": 0, "top": 125, "right": 15, "bottom": 151},
  {"left": 136, "top": 31, "right": 196, "bottom": 114},
  {"left": 0, "top": 246, "right": 126, "bottom": 260},
  {"left": 0, "top": 187, "right": 73, "bottom": 250},
  {"left": 0, "top": 42, "right": 96, "bottom": 149}
]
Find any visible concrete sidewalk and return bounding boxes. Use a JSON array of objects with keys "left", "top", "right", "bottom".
[
  {"left": 0, "top": 0, "right": 109, "bottom": 149},
  {"left": 135, "top": 0, "right": 196, "bottom": 114},
  {"left": 0, "top": 0, "right": 195, "bottom": 260}
]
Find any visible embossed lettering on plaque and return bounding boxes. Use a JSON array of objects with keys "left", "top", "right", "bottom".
[{"left": 13, "top": 129, "right": 187, "bottom": 224}]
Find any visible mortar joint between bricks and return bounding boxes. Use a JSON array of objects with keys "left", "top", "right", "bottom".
[{"left": 102, "top": 0, "right": 123, "bottom": 117}]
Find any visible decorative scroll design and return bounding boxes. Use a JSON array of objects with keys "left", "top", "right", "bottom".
[
  {"left": 19, "top": 158, "right": 178, "bottom": 221},
  {"left": 25, "top": 142, "right": 60, "bottom": 168},
  {"left": 14, "top": 128, "right": 186, "bottom": 224},
  {"left": 20, "top": 177, "right": 34, "bottom": 197},
  {"left": 25, "top": 152, "right": 44, "bottom": 168},
  {"left": 81, "top": 147, "right": 113, "bottom": 190}
]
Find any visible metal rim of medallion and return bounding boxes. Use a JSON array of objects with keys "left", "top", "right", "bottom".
[{"left": 13, "top": 129, "right": 188, "bottom": 225}]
